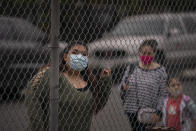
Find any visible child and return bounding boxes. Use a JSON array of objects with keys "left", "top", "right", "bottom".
[{"left": 162, "top": 76, "right": 196, "bottom": 131}]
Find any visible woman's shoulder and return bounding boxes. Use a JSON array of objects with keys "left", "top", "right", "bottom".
[
  {"left": 156, "top": 65, "right": 168, "bottom": 79},
  {"left": 152, "top": 62, "right": 166, "bottom": 71},
  {"left": 157, "top": 65, "right": 167, "bottom": 74},
  {"left": 157, "top": 64, "right": 166, "bottom": 72}
]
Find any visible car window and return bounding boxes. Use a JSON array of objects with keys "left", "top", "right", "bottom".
[
  {"left": 168, "top": 18, "right": 184, "bottom": 35},
  {"left": 0, "top": 17, "right": 46, "bottom": 42},
  {"left": 105, "top": 17, "right": 165, "bottom": 37},
  {"left": 182, "top": 16, "right": 196, "bottom": 34}
]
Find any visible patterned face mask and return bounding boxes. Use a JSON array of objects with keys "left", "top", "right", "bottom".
[
  {"left": 69, "top": 54, "right": 88, "bottom": 71},
  {"left": 140, "top": 55, "right": 154, "bottom": 65}
]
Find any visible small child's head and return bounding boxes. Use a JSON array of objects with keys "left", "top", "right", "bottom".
[{"left": 167, "top": 76, "right": 183, "bottom": 98}]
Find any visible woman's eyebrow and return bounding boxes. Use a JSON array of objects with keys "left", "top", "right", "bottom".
[
  {"left": 73, "top": 49, "right": 87, "bottom": 54},
  {"left": 82, "top": 51, "right": 87, "bottom": 53},
  {"left": 72, "top": 49, "right": 79, "bottom": 52}
]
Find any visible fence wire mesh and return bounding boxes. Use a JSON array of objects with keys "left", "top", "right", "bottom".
[{"left": 0, "top": 0, "right": 196, "bottom": 131}]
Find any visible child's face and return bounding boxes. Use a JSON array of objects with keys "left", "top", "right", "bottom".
[{"left": 168, "top": 78, "right": 183, "bottom": 97}]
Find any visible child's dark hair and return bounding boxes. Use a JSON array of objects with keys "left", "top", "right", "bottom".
[{"left": 139, "top": 39, "right": 158, "bottom": 53}]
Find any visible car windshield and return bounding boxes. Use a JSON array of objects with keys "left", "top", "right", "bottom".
[{"left": 105, "top": 17, "right": 165, "bottom": 37}]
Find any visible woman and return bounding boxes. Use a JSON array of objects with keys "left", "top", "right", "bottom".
[
  {"left": 121, "top": 39, "right": 168, "bottom": 131},
  {"left": 25, "top": 42, "right": 112, "bottom": 131}
]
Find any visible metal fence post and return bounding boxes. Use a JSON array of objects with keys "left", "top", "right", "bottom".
[{"left": 50, "top": 0, "right": 60, "bottom": 131}]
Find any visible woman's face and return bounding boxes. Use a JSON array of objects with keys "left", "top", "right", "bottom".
[
  {"left": 64, "top": 44, "right": 88, "bottom": 69},
  {"left": 139, "top": 45, "right": 155, "bottom": 57},
  {"left": 139, "top": 45, "right": 155, "bottom": 65}
]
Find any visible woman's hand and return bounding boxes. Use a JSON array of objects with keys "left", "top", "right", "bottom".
[
  {"left": 191, "top": 120, "right": 196, "bottom": 131},
  {"left": 100, "top": 68, "right": 111, "bottom": 78},
  {"left": 191, "top": 127, "right": 196, "bottom": 131},
  {"left": 152, "top": 114, "right": 160, "bottom": 123},
  {"left": 123, "top": 84, "right": 129, "bottom": 90}
]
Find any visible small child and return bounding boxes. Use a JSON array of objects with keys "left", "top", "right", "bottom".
[{"left": 162, "top": 76, "right": 196, "bottom": 131}]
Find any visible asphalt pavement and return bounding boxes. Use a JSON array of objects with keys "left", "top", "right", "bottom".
[{"left": 0, "top": 79, "right": 195, "bottom": 131}]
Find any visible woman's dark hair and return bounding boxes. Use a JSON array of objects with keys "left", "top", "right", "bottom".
[{"left": 139, "top": 39, "right": 158, "bottom": 53}]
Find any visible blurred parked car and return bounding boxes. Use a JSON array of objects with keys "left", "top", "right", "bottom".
[
  {"left": 0, "top": 17, "right": 66, "bottom": 101},
  {"left": 88, "top": 12, "right": 196, "bottom": 83}
]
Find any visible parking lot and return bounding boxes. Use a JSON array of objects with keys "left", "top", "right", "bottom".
[
  {"left": 0, "top": 77, "right": 195, "bottom": 131},
  {"left": 1, "top": 0, "right": 196, "bottom": 131}
]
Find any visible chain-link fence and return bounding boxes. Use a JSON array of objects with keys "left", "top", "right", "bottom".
[{"left": 1, "top": 0, "right": 196, "bottom": 131}]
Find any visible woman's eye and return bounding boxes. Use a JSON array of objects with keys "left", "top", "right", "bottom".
[
  {"left": 72, "top": 51, "right": 79, "bottom": 54},
  {"left": 83, "top": 53, "right": 88, "bottom": 56},
  {"left": 141, "top": 52, "right": 152, "bottom": 56},
  {"left": 147, "top": 52, "right": 153, "bottom": 56}
]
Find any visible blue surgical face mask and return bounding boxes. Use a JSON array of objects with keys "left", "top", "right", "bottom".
[{"left": 69, "top": 54, "right": 88, "bottom": 71}]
